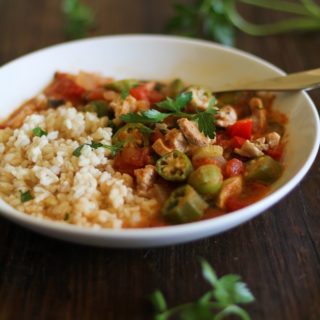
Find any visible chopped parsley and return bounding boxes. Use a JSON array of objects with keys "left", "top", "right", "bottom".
[
  {"left": 20, "top": 190, "right": 33, "bottom": 203},
  {"left": 32, "top": 127, "right": 48, "bottom": 137},
  {"left": 72, "top": 144, "right": 85, "bottom": 157}
]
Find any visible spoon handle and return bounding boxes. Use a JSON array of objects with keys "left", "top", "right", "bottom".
[{"left": 216, "top": 68, "right": 320, "bottom": 92}]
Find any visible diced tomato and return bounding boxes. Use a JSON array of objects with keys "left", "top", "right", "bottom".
[
  {"left": 215, "top": 132, "right": 232, "bottom": 149},
  {"left": 147, "top": 90, "right": 163, "bottom": 104},
  {"left": 226, "top": 182, "right": 269, "bottom": 211},
  {"left": 113, "top": 147, "right": 153, "bottom": 175},
  {"left": 130, "top": 86, "right": 148, "bottom": 100},
  {"left": 45, "top": 73, "right": 85, "bottom": 104},
  {"left": 266, "top": 144, "right": 284, "bottom": 161},
  {"left": 227, "top": 119, "right": 253, "bottom": 139},
  {"left": 231, "top": 136, "right": 246, "bottom": 148},
  {"left": 130, "top": 85, "right": 163, "bottom": 104},
  {"left": 0, "top": 124, "right": 6, "bottom": 129},
  {"left": 225, "top": 158, "right": 244, "bottom": 178}
]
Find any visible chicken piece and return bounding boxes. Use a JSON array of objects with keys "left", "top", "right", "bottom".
[
  {"left": 235, "top": 131, "right": 281, "bottom": 158},
  {"left": 253, "top": 137, "right": 268, "bottom": 151},
  {"left": 134, "top": 165, "right": 157, "bottom": 196},
  {"left": 235, "top": 140, "right": 264, "bottom": 158},
  {"left": 177, "top": 118, "right": 211, "bottom": 147},
  {"left": 152, "top": 138, "right": 172, "bottom": 156},
  {"left": 110, "top": 95, "right": 138, "bottom": 123},
  {"left": 187, "top": 87, "right": 212, "bottom": 111},
  {"left": 257, "top": 91, "right": 276, "bottom": 109},
  {"left": 216, "top": 176, "right": 243, "bottom": 209},
  {"left": 164, "top": 129, "right": 188, "bottom": 153},
  {"left": 103, "top": 90, "right": 120, "bottom": 101},
  {"left": 249, "top": 97, "right": 267, "bottom": 133},
  {"left": 143, "top": 81, "right": 157, "bottom": 91},
  {"left": 216, "top": 105, "right": 237, "bottom": 127},
  {"left": 265, "top": 132, "right": 281, "bottom": 149}
]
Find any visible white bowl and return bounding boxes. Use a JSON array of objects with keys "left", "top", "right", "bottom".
[{"left": 0, "top": 35, "right": 319, "bottom": 247}]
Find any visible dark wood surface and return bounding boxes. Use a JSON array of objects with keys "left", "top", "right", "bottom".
[{"left": 0, "top": 1, "right": 319, "bottom": 319}]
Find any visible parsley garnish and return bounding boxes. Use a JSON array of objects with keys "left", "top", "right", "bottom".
[
  {"left": 156, "top": 91, "right": 192, "bottom": 112},
  {"left": 72, "top": 141, "right": 123, "bottom": 157},
  {"left": 121, "top": 92, "right": 218, "bottom": 138},
  {"left": 150, "top": 259, "right": 254, "bottom": 320},
  {"left": 138, "top": 126, "right": 153, "bottom": 136},
  {"left": 193, "top": 99, "right": 218, "bottom": 139},
  {"left": 20, "top": 191, "right": 33, "bottom": 203},
  {"left": 32, "top": 127, "right": 48, "bottom": 137},
  {"left": 72, "top": 144, "right": 85, "bottom": 157}
]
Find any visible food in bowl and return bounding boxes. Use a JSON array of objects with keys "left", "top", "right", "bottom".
[{"left": 0, "top": 71, "right": 287, "bottom": 228}]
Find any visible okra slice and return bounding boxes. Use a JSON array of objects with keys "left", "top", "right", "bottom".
[
  {"left": 162, "top": 185, "right": 208, "bottom": 224},
  {"left": 245, "top": 155, "right": 283, "bottom": 184},
  {"left": 112, "top": 123, "right": 151, "bottom": 147},
  {"left": 188, "top": 164, "right": 223, "bottom": 198},
  {"left": 156, "top": 150, "right": 192, "bottom": 181}
]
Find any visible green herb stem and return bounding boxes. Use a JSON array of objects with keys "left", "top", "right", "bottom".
[
  {"left": 214, "top": 304, "right": 251, "bottom": 320},
  {"left": 239, "top": 0, "right": 312, "bottom": 16},
  {"left": 155, "top": 301, "right": 218, "bottom": 319},
  {"left": 225, "top": 0, "right": 320, "bottom": 36},
  {"left": 301, "top": 0, "right": 320, "bottom": 18}
]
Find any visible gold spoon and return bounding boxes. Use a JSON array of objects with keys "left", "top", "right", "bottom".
[{"left": 214, "top": 68, "right": 320, "bottom": 92}]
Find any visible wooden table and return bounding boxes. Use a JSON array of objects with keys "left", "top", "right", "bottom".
[{"left": 0, "top": 1, "right": 319, "bottom": 319}]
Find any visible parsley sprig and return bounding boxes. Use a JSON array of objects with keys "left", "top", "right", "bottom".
[
  {"left": 150, "top": 259, "right": 254, "bottom": 320},
  {"left": 62, "top": 0, "right": 95, "bottom": 39},
  {"left": 121, "top": 92, "right": 218, "bottom": 139},
  {"left": 73, "top": 141, "right": 123, "bottom": 157},
  {"left": 156, "top": 92, "right": 193, "bottom": 112},
  {"left": 167, "top": 0, "right": 320, "bottom": 46}
]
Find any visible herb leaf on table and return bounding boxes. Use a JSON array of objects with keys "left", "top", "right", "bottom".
[
  {"left": 62, "top": 0, "right": 95, "bottom": 39},
  {"left": 167, "top": 0, "right": 320, "bottom": 46},
  {"left": 150, "top": 259, "right": 254, "bottom": 320}
]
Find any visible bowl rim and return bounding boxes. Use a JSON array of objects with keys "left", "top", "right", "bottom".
[{"left": 0, "top": 34, "right": 319, "bottom": 241}]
